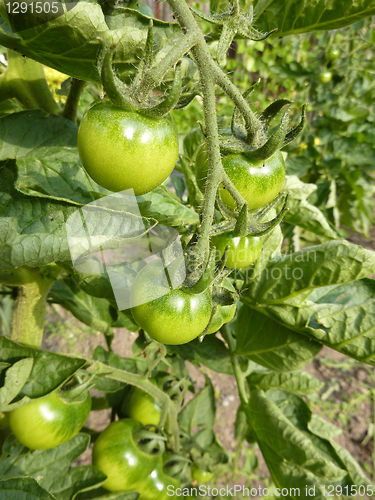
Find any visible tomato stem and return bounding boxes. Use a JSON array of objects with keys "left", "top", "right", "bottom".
[
  {"left": 61, "top": 78, "right": 86, "bottom": 124},
  {"left": 166, "top": 0, "right": 254, "bottom": 280},
  {"left": 134, "top": 29, "right": 197, "bottom": 99}
]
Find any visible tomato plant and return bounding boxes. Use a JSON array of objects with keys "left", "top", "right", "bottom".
[
  {"left": 8, "top": 390, "right": 91, "bottom": 450},
  {"left": 130, "top": 260, "right": 212, "bottom": 345},
  {"left": 195, "top": 145, "right": 286, "bottom": 210},
  {"left": 77, "top": 101, "right": 179, "bottom": 195},
  {"left": 0, "top": 1, "right": 375, "bottom": 499}
]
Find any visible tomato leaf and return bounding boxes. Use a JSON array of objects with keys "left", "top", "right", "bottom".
[
  {"left": 0, "top": 2, "right": 184, "bottom": 83},
  {"left": 245, "top": 389, "right": 347, "bottom": 486},
  {"left": 178, "top": 380, "right": 216, "bottom": 449},
  {"left": 247, "top": 370, "right": 324, "bottom": 395},
  {"left": 0, "top": 337, "right": 85, "bottom": 402},
  {"left": 0, "top": 358, "right": 33, "bottom": 411},
  {"left": 92, "top": 346, "right": 148, "bottom": 393},
  {"left": 283, "top": 176, "right": 339, "bottom": 240},
  {"left": 0, "top": 433, "right": 90, "bottom": 478},
  {"left": 254, "top": 0, "right": 375, "bottom": 37},
  {"left": 45, "top": 466, "right": 107, "bottom": 500},
  {"left": 303, "top": 279, "right": 375, "bottom": 364},
  {"left": 0, "top": 477, "right": 57, "bottom": 500},
  {"left": 168, "top": 335, "right": 234, "bottom": 375},
  {"left": 137, "top": 186, "right": 200, "bottom": 227},
  {"left": 245, "top": 240, "right": 375, "bottom": 303},
  {"left": 235, "top": 306, "right": 322, "bottom": 371}
]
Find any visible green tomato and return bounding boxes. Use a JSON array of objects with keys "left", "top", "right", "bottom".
[
  {"left": 92, "top": 419, "right": 159, "bottom": 492},
  {"left": 137, "top": 460, "right": 180, "bottom": 499},
  {"left": 207, "top": 279, "right": 237, "bottom": 334},
  {"left": 77, "top": 101, "right": 179, "bottom": 195},
  {"left": 130, "top": 260, "right": 212, "bottom": 345},
  {"left": 128, "top": 386, "right": 162, "bottom": 427},
  {"left": 191, "top": 464, "right": 214, "bottom": 483},
  {"left": 319, "top": 71, "right": 333, "bottom": 83},
  {"left": 8, "top": 390, "right": 91, "bottom": 450},
  {"left": 195, "top": 145, "right": 285, "bottom": 210},
  {"left": 211, "top": 232, "right": 262, "bottom": 269},
  {"left": 325, "top": 48, "right": 340, "bottom": 62}
]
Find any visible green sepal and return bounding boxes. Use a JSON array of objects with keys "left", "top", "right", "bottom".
[
  {"left": 244, "top": 110, "right": 290, "bottom": 162},
  {"left": 231, "top": 79, "right": 261, "bottom": 141},
  {"left": 132, "top": 20, "right": 154, "bottom": 93},
  {"left": 246, "top": 194, "right": 289, "bottom": 236},
  {"left": 163, "top": 453, "right": 191, "bottom": 480},
  {"left": 99, "top": 40, "right": 135, "bottom": 111},
  {"left": 133, "top": 425, "right": 166, "bottom": 456},
  {"left": 260, "top": 99, "right": 292, "bottom": 130},
  {"left": 233, "top": 203, "right": 248, "bottom": 237},
  {"left": 282, "top": 104, "right": 306, "bottom": 147},
  {"left": 140, "top": 62, "right": 182, "bottom": 118},
  {"left": 175, "top": 89, "right": 201, "bottom": 109}
]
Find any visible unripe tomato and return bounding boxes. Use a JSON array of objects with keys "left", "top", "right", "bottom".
[
  {"left": 325, "top": 48, "right": 340, "bottom": 62},
  {"left": 319, "top": 71, "right": 333, "bottom": 83},
  {"left": 8, "top": 390, "right": 91, "bottom": 450},
  {"left": 128, "top": 386, "right": 162, "bottom": 426},
  {"left": 92, "top": 419, "right": 159, "bottom": 492},
  {"left": 191, "top": 464, "right": 214, "bottom": 483},
  {"left": 138, "top": 461, "right": 180, "bottom": 499},
  {"left": 78, "top": 102, "right": 179, "bottom": 195},
  {"left": 130, "top": 260, "right": 212, "bottom": 345},
  {"left": 211, "top": 232, "right": 262, "bottom": 269},
  {"left": 195, "top": 144, "right": 285, "bottom": 211}
]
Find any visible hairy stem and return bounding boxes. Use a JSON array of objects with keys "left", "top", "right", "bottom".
[
  {"left": 166, "top": 0, "right": 249, "bottom": 275},
  {"left": 135, "top": 30, "right": 197, "bottom": 99},
  {"left": 61, "top": 78, "right": 86, "bottom": 124}
]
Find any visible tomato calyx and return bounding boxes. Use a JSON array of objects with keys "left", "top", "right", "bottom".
[
  {"left": 97, "top": 23, "right": 184, "bottom": 118},
  {"left": 133, "top": 424, "right": 166, "bottom": 456},
  {"left": 60, "top": 370, "right": 97, "bottom": 404},
  {"left": 220, "top": 84, "right": 306, "bottom": 160},
  {"left": 157, "top": 373, "right": 188, "bottom": 406},
  {"left": 163, "top": 452, "right": 191, "bottom": 481}
]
